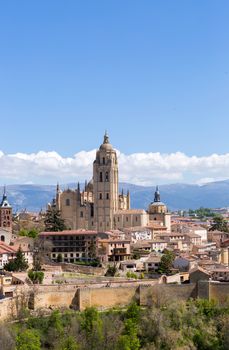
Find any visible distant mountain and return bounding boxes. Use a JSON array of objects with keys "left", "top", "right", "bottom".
[{"left": 1, "top": 180, "right": 229, "bottom": 212}]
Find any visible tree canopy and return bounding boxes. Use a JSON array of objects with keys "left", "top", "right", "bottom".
[
  {"left": 44, "top": 207, "right": 66, "bottom": 232},
  {"left": 4, "top": 246, "right": 28, "bottom": 272},
  {"left": 209, "top": 215, "right": 229, "bottom": 232}
]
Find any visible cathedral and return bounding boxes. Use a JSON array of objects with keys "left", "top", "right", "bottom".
[{"left": 53, "top": 133, "right": 171, "bottom": 232}]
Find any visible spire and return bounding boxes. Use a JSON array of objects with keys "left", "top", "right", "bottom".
[
  {"left": 56, "top": 182, "right": 60, "bottom": 193},
  {"left": 154, "top": 186, "right": 161, "bottom": 202},
  {"left": 1, "top": 185, "right": 11, "bottom": 207},
  {"left": 77, "top": 182, "right": 80, "bottom": 192},
  {"left": 103, "top": 130, "right": 109, "bottom": 144},
  {"left": 121, "top": 188, "right": 124, "bottom": 196},
  {"left": 85, "top": 180, "right": 88, "bottom": 191}
]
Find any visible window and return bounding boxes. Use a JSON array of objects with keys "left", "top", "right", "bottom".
[
  {"left": 100, "top": 172, "right": 103, "bottom": 182},
  {"left": 118, "top": 217, "right": 120, "bottom": 222},
  {"left": 106, "top": 193, "right": 109, "bottom": 200},
  {"left": 1, "top": 235, "right": 5, "bottom": 242},
  {"left": 80, "top": 211, "right": 83, "bottom": 218},
  {"left": 135, "top": 216, "right": 138, "bottom": 222},
  {"left": 103, "top": 157, "right": 105, "bottom": 165},
  {"left": 99, "top": 193, "right": 102, "bottom": 200},
  {"left": 66, "top": 199, "right": 70, "bottom": 206},
  {"left": 126, "top": 217, "right": 128, "bottom": 222},
  {"left": 105, "top": 172, "right": 109, "bottom": 182}
]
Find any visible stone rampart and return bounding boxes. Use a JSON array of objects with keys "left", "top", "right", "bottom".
[
  {"left": 77, "top": 285, "right": 139, "bottom": 310},
  {"left": 1, "top": 280, "right": 229, "bottom": 321},
  {"left": 139, "top": 283, "right": 197, "bottom": 307},
  {"left": 209, "top": 281, "right": 229, "bottom": 304}
]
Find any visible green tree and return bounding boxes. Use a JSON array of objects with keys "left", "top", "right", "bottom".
[
  {"left": 4, "top": 246, "right": 28, "bottom": 272},
  {"left": 209, "top": 215, "right": 228, "bottom": 232},
  {"left": 28, "top": 270, "right": 44, "bottom": 284},
  {"left": 80, "top": 307, "right": 103, "bottom": 349},
  {"left": 19, "top": 228, "right": 39, "bottom": 238},
  {"left": 57, "top": 253, "right": 63, "bottom": 262},
  {"left": 105, "top": 263, "right": 118, "bottom": 276},
  {"left": 158, "top": 250, "right": 175, "bottom": 274},
  {"left": 16, "top": 329, "right": 41, "bottom": 350},
  {"left": 58, "top": 336, "right": 79, "bottom": 350},
  {"left": 44, "top": 207, "right": 66, "bottom": 232}
]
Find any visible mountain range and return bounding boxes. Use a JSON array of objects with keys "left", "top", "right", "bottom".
[{"left": 1, "top": 180, "right": 229, "bottom": 213}]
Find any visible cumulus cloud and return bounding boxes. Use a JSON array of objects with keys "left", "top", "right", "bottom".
[{"left": 0, "top": 149, "right": 229, "bottom": 186}]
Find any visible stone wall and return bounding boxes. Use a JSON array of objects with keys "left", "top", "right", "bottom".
[
  {"left": 209, "top": 281, "right": 229, "bottom": 304},
  {"left": 77, "top": 285, "right": 139, "bottom": 310},
  {"left": 139, "top": 283, "right": 197, "bottom": 307},
  {"left": 0, "top": 298, "right": 17, "bottom": 321},
  {"left": 1, "top": 281, "right": 229, "bottom": 322}
]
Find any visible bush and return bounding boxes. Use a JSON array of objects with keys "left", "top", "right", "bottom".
[
  {"left": 28, "top": 270, "right": 44, "bottom": 284},
  {"left": 4, "top": 247, "right": 28, "bottom": 272},
  {"left": 16, "top": 329, "right": 41, "bottom": 350},
  {"left": 126, "top": 271, "right": 138, "bottom": 279}
]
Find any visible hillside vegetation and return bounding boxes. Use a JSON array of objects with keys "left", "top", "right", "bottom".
[{"left": 1, "top": 299, "right": 229, "bottom": 350}]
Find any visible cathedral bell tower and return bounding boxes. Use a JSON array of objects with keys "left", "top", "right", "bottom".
[
  {"left": 0, "top": 186, "right": 12, "bottom": 232},
  {"left": 93, "top": 132, "right": 119, "bottom": 231}
]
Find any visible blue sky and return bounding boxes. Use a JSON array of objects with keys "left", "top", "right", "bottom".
[{"left": 0, "top": 1, "right": 229, "bottom": 185}]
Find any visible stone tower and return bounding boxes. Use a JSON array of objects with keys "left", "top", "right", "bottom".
[
  {"left": 0, "top": 186, "right": 12, "bottom": 232},
  {"left": 93, "top": 132, "right": 119, "bottom": 230}
]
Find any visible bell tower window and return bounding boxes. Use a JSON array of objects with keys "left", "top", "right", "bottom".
[
  {"left": 66, "top": 199, "right": 70, "bottom": 206},
  {"left": 103, "top": 157, "right": 105, "bottom": 165},
  {"left": 105, "top": 172, "right": 109, "bottom": 182},
  {"left": 99, "top": 172, "right": 103, "bottom": 182}
]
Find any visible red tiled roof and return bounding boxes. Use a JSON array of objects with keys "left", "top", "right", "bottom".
[
  {"left": 39, "top": 230, "right": 99, "bottom": 236},
  {"left": 0, "top": 242, "right": 16, "bottom": 254}
]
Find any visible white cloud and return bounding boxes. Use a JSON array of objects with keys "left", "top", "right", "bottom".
[{"left": 0, "top": 149, "right": 229, "bottom": 186}]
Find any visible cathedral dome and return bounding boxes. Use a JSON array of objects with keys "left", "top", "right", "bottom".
[
  {"left": 148, "top": 186, "right": 167, "bottom": 214},
  {"left": 99, "top": 131, "right": 113, "bottom": 151}
]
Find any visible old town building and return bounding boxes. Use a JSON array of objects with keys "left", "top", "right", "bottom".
[{"left": 53, "top": 133, "right": 171, "bottom": 232}]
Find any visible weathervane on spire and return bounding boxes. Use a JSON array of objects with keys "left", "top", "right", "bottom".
[{"left": 104, "top": 130, "right": 109, "bottom": 144}]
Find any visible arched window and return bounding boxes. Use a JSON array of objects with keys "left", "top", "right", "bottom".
[
  {"left": 106, "top": 193, "right": 109, "bottom": 200},
  {"left": 99, "top": 193, "right": 102, "bottom": 200},
  {"left": 66, "top": 199, "right": 70, "bottom": 206},
  {"left": 1, "top": 235, "right": 5, "bottom": 242},
  {"left": 99, "top": 172, "right": 103, "bottom": 182},
  {"left": 80, "top": 211, "right": 83, "bottom": 218},
  {"left": 105, "top": 172, "right": 109, "bottom": 182},
  {"left": 103, "top": 157, "right": 105, "bottom": 165}
]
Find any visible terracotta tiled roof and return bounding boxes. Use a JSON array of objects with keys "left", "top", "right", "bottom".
[
  {"left": 39, "top": 230, "right": 99, "bottom": 236},
  {"left": 0, "top": 243, "right": 16, "bottom": 254}
]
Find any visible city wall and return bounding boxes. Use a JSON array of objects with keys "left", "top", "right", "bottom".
[{"left": 1, "top": 281, "right": 229, "bottom": 322}]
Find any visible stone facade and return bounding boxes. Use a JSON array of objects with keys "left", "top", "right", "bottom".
[{"left": 53, "top": 133, "right": 171, "bottom": 232}]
